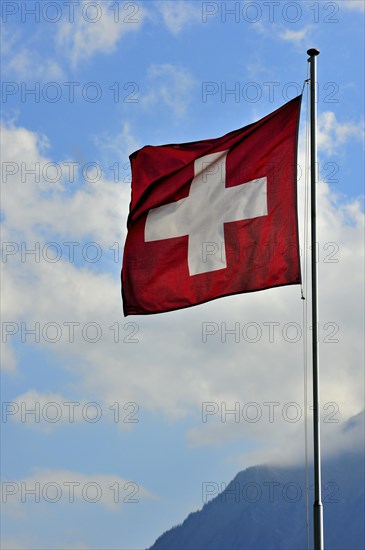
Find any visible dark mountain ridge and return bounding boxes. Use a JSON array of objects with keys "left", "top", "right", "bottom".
[{"left": 149, "top": 413, "right": 364, "bottom": 550}]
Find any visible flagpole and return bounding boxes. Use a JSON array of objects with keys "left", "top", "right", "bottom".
[{"left": 307, "top": 48, "right": 323, "bottom": 550}]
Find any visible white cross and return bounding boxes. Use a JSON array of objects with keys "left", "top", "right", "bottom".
[{"left": 145, "top": 150, "right": 268, "bottom": 275}]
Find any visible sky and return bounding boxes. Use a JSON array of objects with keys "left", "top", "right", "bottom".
[{"left": 1, "top": 1, "right": 364, "bottom": 549}]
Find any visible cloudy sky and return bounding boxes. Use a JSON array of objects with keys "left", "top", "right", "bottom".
[{"left": 1, "top": 1, "right": 364, "bottom": 548}]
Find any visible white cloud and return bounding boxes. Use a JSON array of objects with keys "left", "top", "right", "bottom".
[
  {"left": 56, "top": 0, "right": 144, "bottom": 67},
  {"left": 1, "top": 122, "right": 130, "bottom": 246},
  {"left": 251, "top": 20, "right": 266, "bottom": 35},
  {"left": 0, "top": 27, "right": 64, "bottom": 81},
  {"left": 279, "top": 26, "right": 313, "bottom": 45},
  {"left": 234, "top": 409, "right": 365, "bottom": 469},
  {"left": 6, "top": 50, "right": 64, "bottom": 81},
  {"left": 1, "top": 342, "right": 17, "bottom": 372},
  {"left": 94, "top": 122, "right": 140, "bottom": 163},
  {"left": 251, "top": 17, "right": 314, "bottom": 47},
  {"left": 318, "top": 111, "right": 364, "bottom": 156},
  {"left": 1, "top": 121, "right": 133, "bottom": 372},
  {"left": 341, "top": 0, "right": 365, "bottom": 11},
  {"left": 141, "top": 63, "right": 196, "bottom": 117},
  {"left": 155, "top": 0, "right": 201, "bottom": 34},
  {"left": 1, "top": 1, "right": 146, "bottom": 79}
]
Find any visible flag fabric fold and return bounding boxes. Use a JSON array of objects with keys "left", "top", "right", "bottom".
[{"left": 122, "top": 95, "right": 302, "bottom": 316}]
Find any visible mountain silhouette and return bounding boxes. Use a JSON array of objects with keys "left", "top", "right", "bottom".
[{"left": 149, "top": 412, "right": 364, "bottom": 550}]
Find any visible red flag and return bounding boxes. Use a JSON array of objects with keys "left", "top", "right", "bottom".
[{"left": 122, "top": 96, "right": 302, "bottom": 316}]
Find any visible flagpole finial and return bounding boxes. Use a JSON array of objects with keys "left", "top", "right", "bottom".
[{"left": 307, "top": 48, "right": 320, "bottom": 56}]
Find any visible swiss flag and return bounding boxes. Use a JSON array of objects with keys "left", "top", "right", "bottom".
[{"left": 122, "top": 96, "right": 302, "bottom": 316}]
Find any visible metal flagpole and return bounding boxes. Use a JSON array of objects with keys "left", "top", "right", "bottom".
[{"left": 307, "top": 48, "right": 324, "bottom": 550}]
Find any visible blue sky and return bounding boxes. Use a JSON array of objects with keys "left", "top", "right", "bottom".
[{"left": 1, "top": 1, "right": 364, "bottom": 548}]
